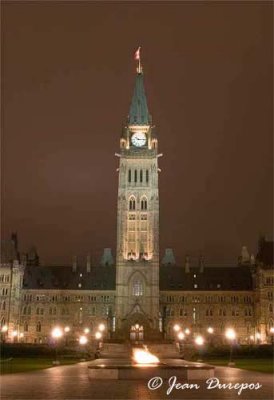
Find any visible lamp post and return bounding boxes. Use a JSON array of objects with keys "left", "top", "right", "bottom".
[
  {"left": 12, "top": 330, "right": 18, "bottom": 343},
  {"left": 255, "top": 332, "right": 261, "bottom": 344},
  {"left": 51, "top": 327, "right": 63, "bottom": 365},
  {"left": 95, "top": 331, "right": 102, "bottom": 358},
  {"left": 64, "top": 326, "right": 70, "bottom": 346},
  {"left": 207, "top": 327, "right": 214, "bottom": 346},
  {"left": 194, "top": 335, "right": 205, "bottom": 362},
  {"left": 225, "top": 328, "right": 236, "bottom": 367},
  {"left": 177, "top": 331, "right": 185, "bottom": 358}
]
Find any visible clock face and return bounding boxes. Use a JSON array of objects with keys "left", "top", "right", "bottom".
[{"left": 131, "top": 132, "right": 146, "bottom": 147}]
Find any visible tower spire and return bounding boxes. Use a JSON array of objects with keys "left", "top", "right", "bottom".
[{"left": 129, "top": 48, "right": 150, "bottom": 125}]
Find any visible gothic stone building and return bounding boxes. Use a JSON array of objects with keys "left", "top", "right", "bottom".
[{"left": 1, "top": 61, "right": 273, "bottom": 344}]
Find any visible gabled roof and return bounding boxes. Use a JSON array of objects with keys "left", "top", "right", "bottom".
[
  {"left": 159, "top": 265, "right": 253, "bottom": 291},
  {"left": 23, "top": 265, "right": 116, "bottom": 291},
  {"left": 128, "top": 72, "right": 150, "bottom": 125}
]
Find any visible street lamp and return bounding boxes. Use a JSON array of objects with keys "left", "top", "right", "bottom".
[
  {"left": 177, "top": 331, "right": 185, "bottom": 357},
  {"left": 207, "top": 327, "right": 214, "bottom": 334},
  {"left": 1, "top": 325, "right": 8, "bottom": 343},
  {"left": 84, "top": 328, "right": 90, "bottom": 334},
  {"left": 255, "top": 332, "right": 261, "bottom": 344},
  {"left": 225, "top": 328, "right": 236, "bottom": 366},
  {"left": 51, "top": 327, "right": 63, "bottom": 364},
  {"left": 185, "top": 328, "right": 190, "bottom": 335},
  {"left": 12, "top": 330, "right": 18, "bottom": 342},
  {"left": 195, "top": 335, "right": 205, "bottom": 362},
  {"left": 64, "top": 326, "right": 70, "bottom": 346}
]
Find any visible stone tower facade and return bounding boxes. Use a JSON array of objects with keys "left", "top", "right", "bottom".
[{"left": 115, "top": 61, "right": 160, "bottom": 340}]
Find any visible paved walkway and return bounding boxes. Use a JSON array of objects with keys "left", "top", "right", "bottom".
[{"left": 1, "top": 361, "right": 273, "bottom": 400}]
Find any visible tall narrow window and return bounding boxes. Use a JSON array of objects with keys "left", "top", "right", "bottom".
[
  {"left": 134, "top": 170, "right": 137, "bottom": 183},
  {"left": 146, "top": 169, "right": 149, "bottom": 183},
  {"left": 140, "top": 170, "right": 143, "bottom": 183},
  {"left": 36, "top": 322, "right": 41, "bottom": 332},
  {"left": 129, "top": 197, "right": 136, "bottom": 210},
  {"left": 141, "top": 198, "right": 147, "bottom": 210},
  {"left": 128, "top": 169, "right": 131, "bottom": 183}
]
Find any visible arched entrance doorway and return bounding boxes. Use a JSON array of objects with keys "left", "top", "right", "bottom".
[{"left": 130, "top": 323, "right": 144, "bottom": 343}]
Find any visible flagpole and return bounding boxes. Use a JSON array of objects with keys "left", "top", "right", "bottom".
[{"left": 138, "top": 47, "right": 141, "bottom": 73}]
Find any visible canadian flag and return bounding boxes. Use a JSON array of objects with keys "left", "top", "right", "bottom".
[{"left": 134, "top": 47, "right": 141, "bottom": 60}]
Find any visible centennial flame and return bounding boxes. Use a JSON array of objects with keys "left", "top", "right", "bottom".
[{"left": 132, "top": 347, "right": 160, "bottom": 365}]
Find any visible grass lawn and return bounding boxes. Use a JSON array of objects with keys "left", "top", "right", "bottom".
[
  {"left": 204, "top": 358, "right": 273, "bottom": 374},
  {"left": 0, "top": 357, "right": 82, "bottom": 374}
]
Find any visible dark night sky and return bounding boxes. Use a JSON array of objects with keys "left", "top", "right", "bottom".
[{"left": 2, "top": 2, "right": 273, "bottom": 265}]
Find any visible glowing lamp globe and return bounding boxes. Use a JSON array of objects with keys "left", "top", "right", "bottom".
[
  {"left": 195, "top": 335, "right": 204, "bottom": 346},
  {"left": 95, "top": 331, "right": 102, "bottom": 340},
  {"left": 173, "top": 324, "right": 180, "bottom": 332},
  {"left": 79, "top": 335, "right": 88, "bottom": 345},
  {"left": 51, "top": 327, "right": 63, "bottom": 339},
  {"left": 225, "top": 328, "right": 236, "bottom": 341}
]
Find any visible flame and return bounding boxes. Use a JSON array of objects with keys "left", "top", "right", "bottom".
[{"left": 132, "top": 347, "right": 160, "bottom": 365}]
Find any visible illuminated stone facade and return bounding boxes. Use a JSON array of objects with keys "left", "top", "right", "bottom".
[{"left": 0, "top": 63, "right": 273, "bottom": 345}]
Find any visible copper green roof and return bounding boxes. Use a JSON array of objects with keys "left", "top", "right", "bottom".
[{"left": 128, "top": 72, "right": 151, "bottom": 125}]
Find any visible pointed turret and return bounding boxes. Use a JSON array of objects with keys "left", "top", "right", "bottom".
[{"left": 128, "top": 72, "right": 151, "bottom": 126}]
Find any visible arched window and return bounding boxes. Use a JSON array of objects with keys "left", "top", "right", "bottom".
[
  {"left": 1, "top": 317, "right": 5, "bottom": 327},
  {"left": 27, "top": 306, "right": 31, "bottom": 315},
  {"left": 36, "top": 308, "right": 40, "bottom": 315},
  {"left": 134, "top": 170, "right": 137, "bottom": 183},
  {"left": 269, "top": 303, "right": 273, "bottom": 313},
  {"left": 23, "top": 306, "right": 27, "bottom": 315},
  {"left": 140, "top": 170, "right": 143, "bottom": 183},
  {"left": 128, "top": 169, "right": 131, "bottom": 183},
  {"left": 24, "top": 322, "right": 28, "bottom": 332},
  {"left": 141, "top": 198, "right": 147, "bottom": 210},
  {"left": 129, "top": 197, "right": 136, "bottom": 210},
  {"left": 36, "top": 322, "right": 41, "bottom": 332},
  {"left": 132, "top": 280, "right": 143, "bottom": 296},
  {"left": 2, "top": 301, "right": 6, "bottom": 311},
  {"left": 146, "top": 170, "right": 149, "bottom": 183}
]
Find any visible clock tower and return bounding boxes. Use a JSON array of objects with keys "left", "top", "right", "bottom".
[{"left": 115, "top": 52, "right": 161, "bottom": 340}]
